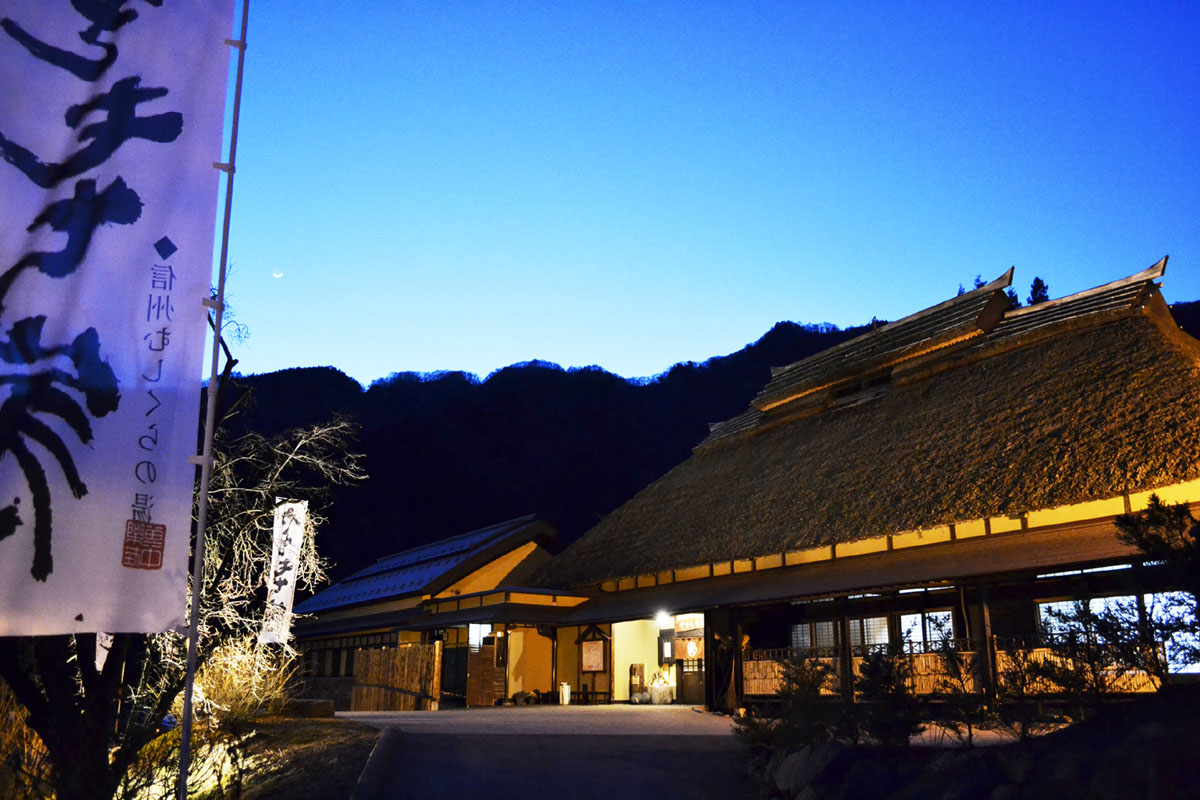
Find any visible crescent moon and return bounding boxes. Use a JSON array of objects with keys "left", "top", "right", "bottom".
[{"left": 272, "top": 270, "right": 284, "bottom": 279}]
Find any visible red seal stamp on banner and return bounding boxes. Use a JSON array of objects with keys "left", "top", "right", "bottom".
[{"left": 122, "top": 520, "right": 166, "bottom": 570}]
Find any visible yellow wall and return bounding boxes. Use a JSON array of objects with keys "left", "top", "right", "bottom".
[
  {"left": 554, "top": 624, "right": 613, "bottom": 696},
  {"left": 1129, "top": 477, "right": 1200, "bottom": 511},
  {"left": 612, "top": 619, "right": 661, "bottom": 701},
  {"left": 436, "top": 542, "right": 552, "bottom": 598},
  {"left": 506, "top": 628, "right": 554, "bottom": 695},
  {"left": 556, "top": 626, "right": 580, "bottom": 691}
]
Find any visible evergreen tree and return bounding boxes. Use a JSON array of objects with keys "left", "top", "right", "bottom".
[
  {"left": 1027, "top": 277, "right": 1049, "bottom": 305},
  {"left": 1114, "top": 495, "right": 1200, "bottom": 672},
  {"left": 733, "top": 654, "right": 842, "bottom": 749},
  {"left": 929, "top": 618, "right": 989, "bottom": 747},
  {"left": 857, "top": 644, "right": 924, "bottom": 746}
]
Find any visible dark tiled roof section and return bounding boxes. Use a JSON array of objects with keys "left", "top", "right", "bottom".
[
  {"left": 295, "top": 514, "right": 541, "bottom": 614},
  {"left": 751, "top": 270, "right": 1013, "bottom": 413},
  {"left": 534, "top": 309, "right": 1200, "bottom": 589},
  {"left": 345, "top": 515, "right": 534, "bottom": 582}
]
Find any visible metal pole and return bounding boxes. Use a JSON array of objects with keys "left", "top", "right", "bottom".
[{"left": 176, "top": 1, "right": 250, "bottom": 797}]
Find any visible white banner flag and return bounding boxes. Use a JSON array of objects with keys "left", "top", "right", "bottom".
[
  {"left": 0, "top": 2, "right": 234, "bottom": 634},
  {"left": 260, "top": 500, "right": 307, "bottom": 646}
]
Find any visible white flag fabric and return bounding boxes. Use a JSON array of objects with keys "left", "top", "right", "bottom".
[
  {"left": 260, "top": 501, "right": 307, "bottom": 646},
  {"left": 0, "top": 2, "right": 234, "bottom": 634}
]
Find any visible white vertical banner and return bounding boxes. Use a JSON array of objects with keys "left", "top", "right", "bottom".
[
  {"left": 260, "top": 500, "right": 307, "bottom": 645},
  {"left": 0, "top": 2, "right": 235, "bottom": 634}
]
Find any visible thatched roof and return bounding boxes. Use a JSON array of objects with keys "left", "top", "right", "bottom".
[{"left": 537, "top": 259, "right": 1200, "bottom": 589}]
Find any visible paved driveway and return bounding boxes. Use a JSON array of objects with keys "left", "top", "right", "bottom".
[{"left": 345, "top": 705, "right": 754, "bottom": 800}]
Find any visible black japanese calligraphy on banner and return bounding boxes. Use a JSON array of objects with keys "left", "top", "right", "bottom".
[
  {"left": 0, "top": 2, "right": 234, "bottom": 635},
  {"left": 260, "top": 501, "right": 307, "bottom": 646}
]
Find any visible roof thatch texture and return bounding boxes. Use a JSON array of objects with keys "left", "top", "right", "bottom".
[{"left": 537, "top": 272, "right": 1200, "bottom": 589}]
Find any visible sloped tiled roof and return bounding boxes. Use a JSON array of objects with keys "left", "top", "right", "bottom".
[
  {"left": 296, "top": 515, "right": 551, "bottom": 614},
  {"left": 535, "top": 259, "right": 1198, "bottom": 589}
]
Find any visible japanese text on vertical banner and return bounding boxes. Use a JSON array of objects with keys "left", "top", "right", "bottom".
[
  {"left": 261, "top": 500, "right": 307, "bottom": 645},
  {"left": 0, "top": 1, "right": 234, "bottom": 634}
]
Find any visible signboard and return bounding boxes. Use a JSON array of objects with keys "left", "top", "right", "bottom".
[
  {"left": 0, "top": 2, "right": 233, "bottom": 634},
  {"left": 260, "top": 500, "right": 307, "bottom": 645},
  {"left": 581, "top": 638, "right": 606, "bottom": 672},
  {"left": 674, "top": 637, "right": 704, "bottom": 660}
]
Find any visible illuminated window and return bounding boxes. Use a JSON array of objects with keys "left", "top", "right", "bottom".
[
  {"left": 1037, "top": 594, "right": 1198, "bottom": 673},
  {"left": 468, "top": 623, "right": 492, "bottom": 648},
  {"left": 899, "top": 610, "right": 953, "bottom": 649},
  {"left": 849, "top": 616, "right": 888, "bottom": 649},
  {"left": 790, "top": 620, "right": 837, "bottom": 651},
  {"left": 1148, "top": 592, "right": 1199, "bottom": 673}
]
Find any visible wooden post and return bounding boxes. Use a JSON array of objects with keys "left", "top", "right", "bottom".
[
  {"left": 979, "top": 582, "right": 997, "bottom": 699},
  {"left": 430, "top": 640, "right": 442, "bottom": 710},
  {"left": 703, "top": 610, "right": 716, "bottom": 711},
  {"left": 551, "top": 629, "right": 558, "bottom": 693},
  {"left": 732, "top": 609, "right": 745, "bottom": 712},
  {"left": 501, "top": 629, "right": 510, "bottom": 704},
  {"left": 839, "top": 598, "right": 854, "bottom": 703},
  {"left": 607, "top": 623, "right": 615, "bottom": 703}
]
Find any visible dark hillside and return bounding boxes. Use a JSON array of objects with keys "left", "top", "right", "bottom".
[
  {"left": 224, "top": 366, "right": 363, "bottom": 435},
  {"left": 223, "top": 321, "right": 866, "bottom": 580},
  {"left": 1170, "top": 299, "right": 1200, "bottom": 336}
]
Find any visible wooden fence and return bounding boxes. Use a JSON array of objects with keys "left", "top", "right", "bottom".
[
  {"left": 352, "top": 642, "right": 442, "bottom": 711},
  {"left": 994, "top": 647, "right": 1158, "bottom": 694},
  {"left": 743, "top": 652, "right": 841, "bottom": 696}
]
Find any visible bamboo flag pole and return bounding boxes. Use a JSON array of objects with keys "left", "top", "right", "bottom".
[{"left": 176, "top": 1, "right": 251, "bottom": 797}]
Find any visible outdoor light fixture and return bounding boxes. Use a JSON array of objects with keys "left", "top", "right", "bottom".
[{"left": 656, "top": 611, "right": 673, "bottom": 629}]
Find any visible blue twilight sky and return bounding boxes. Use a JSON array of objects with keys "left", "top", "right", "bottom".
[{"left": 220, "top": 1, "right": 1200, "bottom": 386}]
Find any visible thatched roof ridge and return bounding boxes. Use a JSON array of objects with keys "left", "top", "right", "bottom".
[
  {"left": 536, "top": 262, "right": 1200, "bottom": 589},
  {"left": 751, "top": 268, "right": 1013, "bottom": 412},
  {"left": 702, "top": 259, "right": 1169, "bottom": 450}
]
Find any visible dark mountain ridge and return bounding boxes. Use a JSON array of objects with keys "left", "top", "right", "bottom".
[{"left": 225, "top": 301, "right": 1200, "bottom": 582}]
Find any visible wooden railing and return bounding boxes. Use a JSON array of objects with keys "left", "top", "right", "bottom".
[
  {"left": 992, "top": 637, "right": 1160, "bottom": 694},
  {"left": 742, "top": 639, "right": 1159, "bottom": 697}
]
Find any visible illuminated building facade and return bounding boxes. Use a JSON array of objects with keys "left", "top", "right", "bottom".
[{"left": 298, "top": 258, "right": 1200, "bottom": 709}]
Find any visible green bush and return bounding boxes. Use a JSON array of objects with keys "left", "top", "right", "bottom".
[
  {"left": 856, "top": 645, "right": 924, "bottom": 747},
  {"left": 734, "top": 655, "right": 844, "bottom": 749}
]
